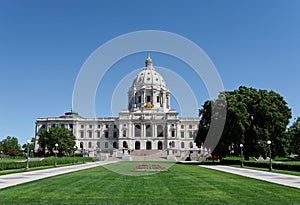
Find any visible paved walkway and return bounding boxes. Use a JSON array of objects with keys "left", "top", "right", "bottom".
[
  {"left": 0, "top": 161, "right": 118, "bottom": 189},
  {"left": 200, "top": 165, "right": 300, "bottom": 189}
]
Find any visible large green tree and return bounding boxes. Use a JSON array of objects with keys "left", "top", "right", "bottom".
[
  {"left": 38, "top": 126, "right": 76, "bottom": 156},
  {"left": 0, "top": 136, "right": 21, "bottom": 156},
  {"left": 195, "top": 86, "right": 292, "bottom": 159},
  {"left": 287, "top": 117, "right": 300, "bottom": 158}
]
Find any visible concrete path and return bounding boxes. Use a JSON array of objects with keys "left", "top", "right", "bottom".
[
  {"left": 200, "top": 165, "right": 300, "bottom": 189},
  {"left": 0, "top": 161, "right": 118, "bottom": 189}
]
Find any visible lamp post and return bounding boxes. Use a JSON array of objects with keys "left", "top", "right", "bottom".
[
  {"left": 73, "top": 145, "right": 77, "bottom": 165},
  {"left": 54, "top": 143, "right": 58, "bottom": 167},
  {"left": 25, "top": 140, "right": 30, "bottom": 170},
  {"left": 267, "top": 140, "right": 272, "bottom": 171},
  {"left": 240, "top": 144, "right": 244, "bottom": 167}
]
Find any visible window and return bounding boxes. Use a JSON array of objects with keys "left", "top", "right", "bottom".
[
  {"left": 114, "top": 124, "right": 117, "bottom": 129},
  {"left": 135, "top": 124, "right": 141, "bottom": 137},
  {"left": 122, "top": 130, "right": 126, "bottom": 137},
  {"left": 181, "top": 131, "right": 184, "bottom": 138},
  {"left": 98, "top": 124, "right": 101, "bottom": 129},
  {"left": 88, "top": 131, "right": 92, "bottom": 138},
  {"left": 157, "top": 125, "right": 163, "bottom": 137},
  {"left": 105, "top": 142, "right": 108, "bottom": 148},
  {"left": 88, "top": 141, "right": 92, "bottom": 148},
  {"left": 105, "top": 124, "right": 109, "bottom": 129},
  {"left": 105, "top": 131, "right": 109, "bottom": 138},
  {"left": 181, "top": 125, "right": 184, "bottom": 129},
  {"left": 181, "top": 142, "right": 185, "bottom": 149},
  {"left": 97, "top": 142, "right": 100, "bottom": 148},
  {"left": 42, "top": 124, "right": 46, "bottom": 129},
  {"left": 157, "top": 96, "right": 159, "bottom": 103},
  {"left": 189, "top": 131, "right": 193, "bottom": 138},
  {"left": 190, "top": 142, "right": 193, "bottom": 148},
  {"left": 138, "top": 96, "right": 141, "bottom": 103},
  {"left": 80, "top": 131, "right": 84, "bottom": 138},
  {"left": 171, "top": 130, "right": 175, "bottom": 137},
  {"left": 61, "top": 124, "right": 64, "bottom": 127},
  {"left": 113, "top": 142, "right": 117, "bottom": 149},
  {"left": 97, "top": 131, "right": 100, "bottom": 138},
  {"left": 113, "top": 131, "right": 117, "bottom": 138},
  {"left": 89, "top": 124, "right": 93, "bottom": 129},
  {"left": 189, "top": 125, "right": 193, "bottom": 129},
  {"left": 146, "top": 96, "right": 151, "bottom": 103},
  {"left": 80, "top": 142, "right": 83, "bottom": 149},
  {"left": 81, "top": 124, "right": 84, "bottom": 128},
  {"left": 146, "top": 124, "right": 152, "bottom": 137},
  {"left": 69, "top": 124, "right": 73, "bottom": 129}
]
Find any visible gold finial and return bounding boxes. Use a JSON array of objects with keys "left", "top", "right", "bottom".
[{"left": 145, "top": 53, "right": 152, "bottom": 67}]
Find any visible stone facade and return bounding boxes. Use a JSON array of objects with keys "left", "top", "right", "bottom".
[{"left": 34, "top": 55, "right": 200, "bottom": 158}]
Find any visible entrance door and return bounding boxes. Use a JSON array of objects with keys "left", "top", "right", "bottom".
[
  {"left": 158, "top": 141, "right": 163, "bottom": 150},
  {"left": 135, "top": 141, "right": 140, "bottom": 150},
  {"left": 146, "top": 141, "right": 152, "bottom": 150}
]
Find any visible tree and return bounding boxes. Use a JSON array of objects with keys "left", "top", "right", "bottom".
[
  {"left": 287, "top": 117, "right": 300, "bottom": 158},
  {"left": 0, "top": 136, "right": 21, "bottom": 156},
  {"left": 38, "top": 126, "right": 76, "bottom": 156},
  {"left": 195, "top": 86, "right": 292, "bottom": 159}
]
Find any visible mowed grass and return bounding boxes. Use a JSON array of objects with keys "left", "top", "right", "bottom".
[{"left": 0, "top": 162, "right": 300, "bottom": 205}]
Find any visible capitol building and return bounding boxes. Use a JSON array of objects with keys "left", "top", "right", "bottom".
[{"left": 34, "top": 55, "right": 200, "bottom": 161}]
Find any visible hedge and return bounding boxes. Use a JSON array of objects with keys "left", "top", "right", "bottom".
[
  {"left": 0, "top": 157, "right": 94, "bottom": 170},
  {"left": 220, "top": 159, "right": 300, "bottom": 172}
]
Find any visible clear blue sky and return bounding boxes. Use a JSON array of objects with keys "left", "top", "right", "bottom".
[{"left": 0, "top": 0, "right": 300, "bottom": 145}]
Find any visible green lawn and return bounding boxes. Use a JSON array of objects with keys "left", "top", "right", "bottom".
[{"left": 0, "top": 162, "right": 300, "bottom": 205}]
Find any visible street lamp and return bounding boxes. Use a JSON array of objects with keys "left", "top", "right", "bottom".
[
  {"left": 267, "top": 140, "right": 272, "bottom": 171},
  {"left": 73, "top": 145, "right": 77, "bottom": 165},
  {"left": 54, "top": 143, "right": 58, "bottom": 167},
  {"left": 240, "top": 144, "right": 244, "bottom": 167},
  {"left": 25, "top": 140, "right": 30, "bottom": 170}
]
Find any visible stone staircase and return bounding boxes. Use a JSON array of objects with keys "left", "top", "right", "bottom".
[{"left": 130, "top": 150, "right": 167, "bottom": 161}]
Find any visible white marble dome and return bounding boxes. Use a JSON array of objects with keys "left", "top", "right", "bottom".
[{"left": 131, "top": 55, "right": 167, "bottom": 90}]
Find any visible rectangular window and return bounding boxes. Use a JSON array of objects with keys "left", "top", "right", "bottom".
[
  {"left": 106, "top": 124, "right": 109, "bottom": 129},
  {"left": 157, "top": 96, "right": 159, "bottom": 103},
  {"left": 138, "top": 96, "right": 141, "bottom": 103},
  {"left": 97, "top": 131, "right": 100, "bottom": 138},
  {"left": 171, "top": 130, "right": 175, "bottom": 137},
  {"left": 80, "top": 131, "right": 84, "bottom": 138},
  {"left": 88, "top": 131, "right": 92, "bottom": 138},
  {"left": 123, "top": 130, "right": 126, "bottom": 137},
  {"left": 89, "top": 124, "right": 93, "bottom": 129},
  {"left": 81, "top": 124, "right": 84, "bottom": 129},
  {"left": 146, "top": 96, "right": 151, "bottom": 103},
  {"left": 189, "top": 125, "right": 193, "bottom": 129},
  {"left": 97, "top": 142, "right": 100, "bottom": 148},
  {"left": 113, "top": 131, "right": 117, "bottom": 138},
  {"left": 69, "top": 124, "right": 73, "bottom": 129},
  {"left": 189, "top": 131, "right": 193, "bottom": 138},
  {"left": 105, "top": 131, "right": 109, "bottom": 138},
  {"left": 181, "top": 125, "right": 184, "bottom": 129},
  {"left": 88, "top": 142, "right": 92, "bottom": 148},
  {"left": 181, "top": 131, "right": 184, "bottom": 138},
  {"left": 98, "top": 124, "right": 101, "bottom": 129}
]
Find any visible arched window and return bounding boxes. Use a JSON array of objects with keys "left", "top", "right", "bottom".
[
  {"left": 157, "top": 125, "right": 164, "bottom": 137},
  {"left": 135, "top": 141, "right": 140, "bottom": 150},
  {"left": 123, "top": 141, "right": 128, "bottom": 148},
  {"left": 158, "top": 141, "right": 163, "bottom": 150},
  {"left": 135, "top": 124, "right": 141, "bottom": 137},
  {"left": 146, "top": 141, "right": 152, "bottom": 150},
  {"left": 146, "top": 124, "right": 152, "bottom": 137}
]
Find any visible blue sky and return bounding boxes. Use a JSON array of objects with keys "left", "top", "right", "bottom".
[{"left": 0, "top": 0, "right": 300, "bottom": 145}]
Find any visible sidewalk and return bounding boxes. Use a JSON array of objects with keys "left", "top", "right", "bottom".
[
  {"left": 0, "top": 161, "right": 118, "bottom": 189},
  {"left": 200, "top": 165, "right": 300, "bottom": 189}
]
